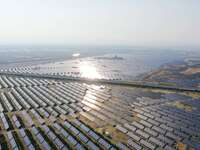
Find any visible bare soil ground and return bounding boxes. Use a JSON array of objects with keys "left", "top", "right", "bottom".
[{"left": 181, "top": 67, "right": 200, "bottom": 75}]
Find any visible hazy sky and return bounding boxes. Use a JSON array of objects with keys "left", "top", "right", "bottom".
[{"left": 0, "top": 0, "right": 200, "bottom": 47}]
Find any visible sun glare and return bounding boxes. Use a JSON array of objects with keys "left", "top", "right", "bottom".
[
  {"left": 79, "top": 62, "right": 101, "bottom": 79},
  {"left": 72, "top": 53, "right": 80, "bottom": 57}
]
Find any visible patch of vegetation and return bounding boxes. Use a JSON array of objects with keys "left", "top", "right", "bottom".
[
  {"left": 169, "top": 101, "right": 196, "bottom": 112},
  {"left": 175, "top": 141, "right": 195, "bottom": 150},
  {"left": 149, "top": 89, "right": 175, "bottom": 94},
  {"left": 182, "top": 92, "right": 200, "bottom": 100},
  {"left": 96, "top": 125, "right": 128, "bottom": 144},
  {"left": 158, "top": 82, "right": 176, "bottom": 87}
]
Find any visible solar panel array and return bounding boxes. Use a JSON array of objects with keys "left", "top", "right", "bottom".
[{"left": 0, "top": 75, "right": 200, "bottom": 150}]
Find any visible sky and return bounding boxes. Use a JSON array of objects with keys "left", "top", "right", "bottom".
[{"left": 0, "top": 0, "right": 200, "bottom": 47}]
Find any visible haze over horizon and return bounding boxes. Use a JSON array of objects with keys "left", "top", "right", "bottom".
[{"left": 0, "top": 0, "right": 200, "bottom": 47}]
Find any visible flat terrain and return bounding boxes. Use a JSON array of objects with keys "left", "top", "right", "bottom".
[
  {"left": 0, "top": 74, "right": 199, "bottom": 150},
  {"left": 0, "top": 49, "right": 200, "bottom": 149},
  {"left": 0, "top": 49, "right": 187, "bottom": 81}
]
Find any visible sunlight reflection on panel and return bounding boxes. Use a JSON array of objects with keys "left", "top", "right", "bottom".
[
  {"left": 72, "top": 53, "right": 80, "bottom": 57},
  {"left": 79, "top": 62, "right": 102, "bottom": 79},
  {"left": 82, "top": 89, "right": 99, "bottom": 110}
]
